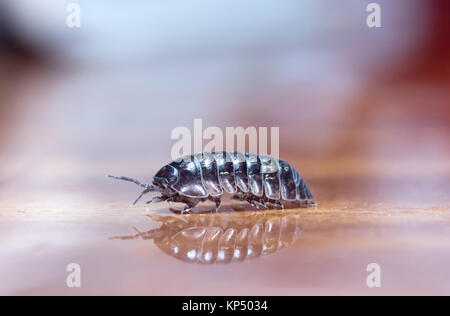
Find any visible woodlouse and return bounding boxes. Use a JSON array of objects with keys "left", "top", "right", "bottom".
[{"left": 109, "top": 152, "right": 315, "bottom": 212}]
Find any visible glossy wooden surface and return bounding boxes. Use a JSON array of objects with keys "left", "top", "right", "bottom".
[{"left": 1, "top": 153, "right": 449, "bottom": 296}]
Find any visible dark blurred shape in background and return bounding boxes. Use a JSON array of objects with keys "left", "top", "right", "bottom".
[
  {"left": 0, "top": 2, "right": 44, "bottom": 148},
  {"left": 395, "top": 0, "right": 450, "bottom": 81}
]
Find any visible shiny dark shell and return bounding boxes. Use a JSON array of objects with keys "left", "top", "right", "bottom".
[
  {"left": 110, "top": 151, "right": 315, "bottom": 211},
  {"left": 158, "top": 152, "right": 314, "bottom": 203}
]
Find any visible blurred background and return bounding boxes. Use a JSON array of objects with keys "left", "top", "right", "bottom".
[
  {"left": 1, "top": 0, "right": 450, "bottom": 296},
  {"left": 0, "top": 0, "right": 449, "bottom": 208}
]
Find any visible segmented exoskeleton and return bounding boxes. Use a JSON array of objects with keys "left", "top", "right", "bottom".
[{"left": 109, "top": 152, "right": 315, "bottom": 212}]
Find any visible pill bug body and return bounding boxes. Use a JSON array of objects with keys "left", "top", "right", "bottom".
[
  {"left": 109, "top": 152, "right": 315, "bottom": 212},
  {"left": 111, "top": 213, "right": 303, "bottom": 264}
]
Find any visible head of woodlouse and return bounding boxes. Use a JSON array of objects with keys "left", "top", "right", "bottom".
[
  {"left": 113, "top": 213, "right": 304, "bottom": 264},
  {"left": 152, "top": 165, "right": 178, "bottom": 190}
]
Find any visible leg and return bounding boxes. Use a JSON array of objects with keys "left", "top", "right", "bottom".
[
  {"left": 133, "top": 188, "right": 152, "bottom": 205},
  {"left": 257, "top": 198, "right": 270, "bottom": 209},
  {"left": 232, "top": 192, "right": 257, "bottom": 208},
  {"left": 265, "top": 200, "right": 284, "bottom": 209},
  {"left": 214, "top": 197, "right": 222, "bottom": 212},
  {"left": 233, "top": 192, "right": 265, "bottom": 209},
  {"left": 164, "top": 195, "right": 200, "bottom": 214},
  {"left": 246, "top": 198, "right": 262, "bottom": 209},
  {"left": 231, "top": 192, "right": 244, "bottom": 201},
  {"left": 181, "top": 200, "right": 199, "bottom": 213},
  {"left": 209, "top": 196, "right": 222, "bottom": 211},
  {"left": 165, "top": 196, "right": 184, "bottom": 213},
  {"left": 243, "top": 193, "right": 266, "bottom": 209},
  {"left": 146, "top": 196, "right": 164, "bottom": 205}
]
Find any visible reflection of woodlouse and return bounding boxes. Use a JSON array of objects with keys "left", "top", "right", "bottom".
[
  {"left": 109, "top": 152, "right": 315, "bottom": 212},
  {"left": 112, "top": 213, "right": 303, "bottom": 264}
]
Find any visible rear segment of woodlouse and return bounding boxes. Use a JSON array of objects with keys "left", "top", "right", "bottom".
[{"left": 109, "top": 151, "right": 315, "bottom": 212}]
